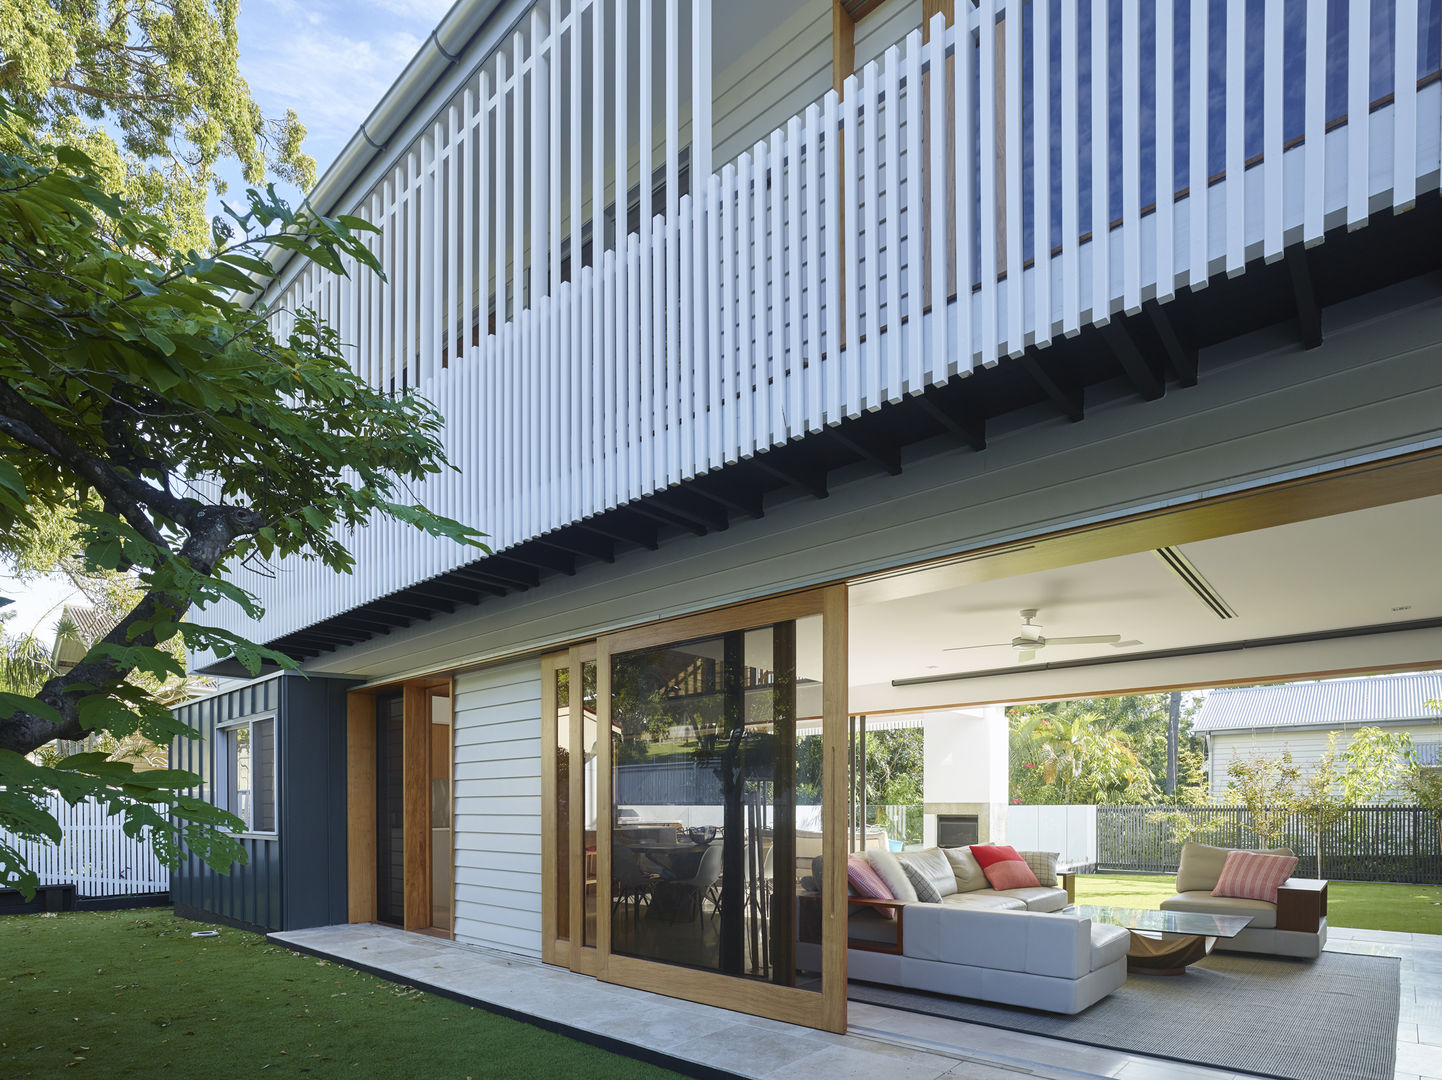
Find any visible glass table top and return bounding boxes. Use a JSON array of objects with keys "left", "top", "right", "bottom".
[{"left": 1073, "top": 905, "right": 1255, "bottom": 938}]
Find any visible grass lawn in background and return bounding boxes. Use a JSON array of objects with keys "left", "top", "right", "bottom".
[
  {"left": 1076, "top": 873, "right": 1442, "bottom": 935},
  {"left": 1, "top": 909, "right": 681, "bottom": 1080}
]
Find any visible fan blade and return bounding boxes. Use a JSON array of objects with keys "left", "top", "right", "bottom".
[
  {"left": 1016, "top": 649, "right": 1037, "bottom": 663},
  {"left": 1045, "top": 634, "right": 1122, "bottom": 646},
  {"left": 942, "top": 641, "right": 1014, "bottom": 652},
  {"left": 1111, "top": 639, "right": 1143, "bottom": 649}
]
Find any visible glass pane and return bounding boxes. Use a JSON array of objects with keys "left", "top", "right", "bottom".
[
  {"left": 555, "top": 666, "right": 571, "bottom": 942},
  {"left": 609, "top": 614, "right": 823, "bottom": 990},
  {"left": 251, "top": 719, "right": 275, "bottom": 833},
  {"left": 430, "top": 692, "right": 452, "bottom": 931},
  {"left": 230, "top": 725, "right": 251, "bottom": 828},
  {"left": 579, "top": 659, "right": 597, "bottom": 948}
]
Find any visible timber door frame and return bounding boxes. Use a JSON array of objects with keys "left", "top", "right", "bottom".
[
  {"left": 593, "top": 586, "right": 849, "bottom": 1033},
  {"left": 541, "top": 643, "right": 601, "bottom": 974}
]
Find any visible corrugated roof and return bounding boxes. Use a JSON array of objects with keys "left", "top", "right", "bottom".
[{"left": 1193, "top": 672, "right": 1442, "bottom": 733}]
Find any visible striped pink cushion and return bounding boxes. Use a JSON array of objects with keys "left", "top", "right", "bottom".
[
  {"left": 846, "top": 854, "right": 897, "bottom": 920},
  {"left": 1211, "top": 849, "right": 1298, "bottom": 904}
]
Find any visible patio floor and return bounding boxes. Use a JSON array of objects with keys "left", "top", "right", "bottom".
[{"left": 268, "top": 924, "right": 1442, "bottom": 1080}]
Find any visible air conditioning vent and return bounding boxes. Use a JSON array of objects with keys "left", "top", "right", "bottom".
[{"left": 1154, "top": 547, "right": 1237, "bottom": 620}]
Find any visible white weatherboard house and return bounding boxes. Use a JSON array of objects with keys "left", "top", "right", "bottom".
[
  {"left": 175, "top": 0, "right": 1442, "bottom": 1036},
  {"left": 1196, "top": 671, "right": 1442, "bottom": 801}
]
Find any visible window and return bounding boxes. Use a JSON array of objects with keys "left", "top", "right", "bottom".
[{"left": 217, "top": 716, "right": 277, "bottom": 833}]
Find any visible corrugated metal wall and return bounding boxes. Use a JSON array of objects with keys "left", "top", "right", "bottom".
[{"left": 170, "top": 673, "right": 355, "bottom": 932}]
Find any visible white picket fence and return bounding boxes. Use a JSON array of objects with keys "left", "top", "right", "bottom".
[{"left": 3, "top": 795, "right": 169, "bottom": 898}]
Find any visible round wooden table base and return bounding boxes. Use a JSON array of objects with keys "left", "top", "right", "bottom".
[{"left": 1125, "top": 931, "right": 1217, "bottom": 975}]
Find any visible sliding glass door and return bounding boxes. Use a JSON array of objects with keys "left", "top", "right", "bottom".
[
  {"left": 541, "top": 644, "right": 598, "bottom": 975},
  {"left": 597, "top": 588, "right": 847, "bottom": 1031}
]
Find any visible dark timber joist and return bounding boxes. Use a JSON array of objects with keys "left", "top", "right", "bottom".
[
  {"left": 1286, "top": 245, "right": 1323, "bottom": 349},
  {"left": 631, "top": 501, "right": 709, "bottom": 537},
  {"left": 827, "top": 426, "right": 902, "bottom": 476},
  {"left": 503, "top": 546, "right": 576, "bottom": 576},
  {"left": 538, "top": 533, "right": 616, "bottom": 564},
  {"left": 652, "top": 487, "right": 731, "bottom": 532},
  {"left": 580, "top": 514, "right": 659, "bottom": 551},
  {"left": 916, "top": 394, "right": 987, "bottom": 452},
  {"left": 368, "top": 599, "right": 434, "bottom": 621},
  {"left": 333, "top": 611, "right": 410, "bottom": 633},
  {"left": 1018, "top": 352, "right": 1084, "bottom": 422},
  {"left": 459, "top": 562, "right": 539, "bottom": 589},
  {"left": 1144, "top": 299, "right": 1198, "bottom": 387},
  {"left": 1100, "top": 320, "right": 1165, "bottom": 401},
  {"left": 686, "top": 476, "right": 765, "bottom": 520},
  {"left": 751, "top": 452, "right": 829, "bottom": 500},
  {"left": 407, "top": 580, "right": 497, "bottom": 603}
]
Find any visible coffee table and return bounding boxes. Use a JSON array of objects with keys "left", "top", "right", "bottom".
[{"left": 1071, "top": 905, "right": 1255, "bottom": 975}]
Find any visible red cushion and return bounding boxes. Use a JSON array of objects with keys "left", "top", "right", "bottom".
[
  {"left": 969, "top": 844, "right": 1022, "bottom": 870},
  {"left": 846, "top": 854, "right": 897, "bottom": 919},
  {"left": 1212, "top": 850, "right": 1298, "bottom": 904}
]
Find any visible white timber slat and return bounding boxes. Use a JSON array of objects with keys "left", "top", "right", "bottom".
[
  {"left": 1032, "top": 0, "right": 1052, "bottom": 344},
  {"left": 1059, "top": 0, "right": 1079, "bottom": 334},
  {"left": 1088, "top": 0, "right": 1108, "bottom": 324},
  {"left": 707, "top": 171, "right": 724, "bottom": 465},
  {"left": 769, "top": 129, "right": 785, "bottom": 438},
  {"left": 639, "top": 0, "right": 655, "bottom": 494},
  {"left": 978, "top": 1, "right": 999, "bottom": 365},
  {"left": 1121, "top": 0, "right": 1141, "bottom": 314},
  {"left": 1188, "top": 0, "right": 1209, "bottom": 287},
  {"left": 1224, "top": 0, "right": 1244, "bottom": 275},
  {"left": 927, "top": 14, "right": 948, "bottom": 380},
  {"left": 861, "top": 60, "right": 882, "bottom": 409},
  {"left": 903, "top": 27, "right": 923, "bottom": 392},
  {"left": 819, "top": 92, "right": 840, "bottom": 423},
  {"left": 615, "top": 0, "right": 631, "bottom": 505},
  {"left": 882, "top": 48, "right": 903, "bottom": 403},
  {"left": 738, "top": 147, "right": 756, "bottom": 457},
  {"left": 1393, "top": 0, "right": 1419, "bottom": 212},
  {"left": 787, "top": 113, "right": 804, "bottom": 436},
  {"left": 841, "top": 74, "right": 861, "bottom": 416},
  {"left": 1004, "top": 0, "right": 1024, "bottom": 349},
  {"left": 720, "top": 161, "right": 738, "bottom": 462},
  {"left": 1154, "top": 0, "right": 1175, "bottom": 304},
  {"left": 665, "top": 0, "right": 681, "bottom": 481},
  {"left": 1261, "top": 0, "right": 1282, "bottom": 263},
  {"left": 1347, "top": 0, "right": 1370, "bottom": 229},
  {"left": 1303, "top": 0, "right": 1326, "bottom": 245}
]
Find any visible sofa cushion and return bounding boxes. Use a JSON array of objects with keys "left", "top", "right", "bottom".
[
  {"left": 866, "top": 849, "right": 919, "bottom": 903},
  {"left": 939, "top": 891, "right": 1027, "bottom": 911},
  {"left": 1161, "top": 890, "right": 1277, "bottom": 929},
  {"left": 1212, "top": 849, "right": 1298, "bottom": 904},
  {"left": 995, "top": 886, "right": 1070, "bottom": 912},
  {"left": 897, "top": 848, "right": 958, "bottom": 902},
  {"left": 971, "top": 845, "right": 1041, "bottom": 890},
  {"left": 942, "top": 846, "right": 991, "bottom": 893},
  {"left": 1175, "top": 842, "right": 1295, "bottom": 893},
  {"left": 846, "top": 854, "right": 897, "bottom": 919},
  {"left": 1018, "top": 850, "right": 1059, "bottom": 887},
  {"left": 1090, "top": 923, "right": 1131, "bottom": 971}
]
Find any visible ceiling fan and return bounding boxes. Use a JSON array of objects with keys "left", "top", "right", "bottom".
[{"left": 943, "top": 608, "right": 1127, "bottom": 663}]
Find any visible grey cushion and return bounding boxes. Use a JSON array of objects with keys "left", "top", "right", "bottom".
[
  {"left": 1175, "top": 842, "right": 1295, "bottom": 893},
  {"left": 866, "top": 849, "right": 919, "bottom": 902},
  {"left": 1161, "top": 890, "right": 1277, "bottom": 929},
  {"left": 995, "top": 886, "right": 1070, "bottom": 912},
  {"left": 896, "top": 848, "right": 958, "bottom": 901},
  {"left": 1018, "top": 850, "right": 1059, "bottom": 887},
  {"left": 942, "top": 846, "right": 990, "bottom": 893},
  {"left": 938, "top": 891, "right": 1026, "bottom": 911}
]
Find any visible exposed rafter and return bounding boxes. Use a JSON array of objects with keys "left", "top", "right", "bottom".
[{"left": 1100, "top": 320, "right": 1165, "bottom": 401}]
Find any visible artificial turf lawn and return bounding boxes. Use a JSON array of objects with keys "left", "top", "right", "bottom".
[
  {"left": 1, "top": 909, "right": 681, "bottom": 1080},
  {"left": 1076, "top": 873, "right": 1442, "bottom": 935}
]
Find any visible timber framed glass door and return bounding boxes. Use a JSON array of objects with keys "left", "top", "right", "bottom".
[
  {"left": 541, "top": 643, "right": 599, "bottom": 974},
  {"left": 596, "top": 588, "right": 847, "bottom": 1032}
]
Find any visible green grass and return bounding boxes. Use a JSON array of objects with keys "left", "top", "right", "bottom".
[
  {"left": 1, "top": 909, "right": 680, "bottom": 1080},
  {"left": 1076, "top": 873, "right": 1442, "bottom": 935}
]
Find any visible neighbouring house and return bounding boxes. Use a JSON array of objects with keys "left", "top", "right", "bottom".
[
  {"left": 1195, "top": 671, "right": 1442, "bottom": 801},
  {"left": 174, "top": 0, "right": 1442, "bottom": 1035}
]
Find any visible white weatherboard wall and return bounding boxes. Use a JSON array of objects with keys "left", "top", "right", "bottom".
[
  {"left": 452, "top": 659, "right": 544, "bottom": 957},
  {"left": 1207, "top": 723, "right": 1442, "bottom": 802}
]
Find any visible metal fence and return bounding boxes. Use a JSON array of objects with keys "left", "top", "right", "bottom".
[
  {"left": 1096, "top": 804, "right": 1442, "bottom": 885},
  {"left": 2, "top": 795, "right": 170, "bottom": 898}
]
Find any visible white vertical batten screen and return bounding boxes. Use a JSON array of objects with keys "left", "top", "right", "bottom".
[{"left": 209, "top": 2, "right": 1441, "bottom": 659}]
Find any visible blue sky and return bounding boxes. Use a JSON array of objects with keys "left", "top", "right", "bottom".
[{"left": 0, "top": 0, "right": 456, "bottom": 640}]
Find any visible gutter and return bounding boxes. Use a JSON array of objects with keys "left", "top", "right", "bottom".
[{"left": 246, "top": 0, "right": 505, "bottom": 304}]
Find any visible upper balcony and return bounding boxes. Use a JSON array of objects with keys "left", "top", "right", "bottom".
[{"left": 208, "top": 0, "right": 1442, "bottom": 668}]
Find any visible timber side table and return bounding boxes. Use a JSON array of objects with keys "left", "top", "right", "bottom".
[{"left": 1275, "top": 877, "right": 1328, "bottom": 932}]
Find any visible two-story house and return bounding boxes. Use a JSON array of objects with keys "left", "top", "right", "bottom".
[{"left": 172, "top": 0, "right": 1442, "bottom": 1034}]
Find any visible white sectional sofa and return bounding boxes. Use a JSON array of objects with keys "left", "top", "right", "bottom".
[
  {"left": 1159, "top": 842, "right": 1329, "bottom": 960},
  {"left": 798, "top": 845, "right": 1130, "bottom": 1014}
]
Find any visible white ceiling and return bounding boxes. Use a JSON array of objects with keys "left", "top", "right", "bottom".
[{"left": 848, "top": 493, "right": 1442, "bottom": 708}]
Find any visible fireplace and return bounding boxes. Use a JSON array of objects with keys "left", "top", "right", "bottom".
[{"left": 936, "top": 814, "right": 979, "bottom": 848}]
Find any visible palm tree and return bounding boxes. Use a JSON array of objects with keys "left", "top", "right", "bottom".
[{"left": 1015, "top": 710, "right": 1157, "bottom": 804}]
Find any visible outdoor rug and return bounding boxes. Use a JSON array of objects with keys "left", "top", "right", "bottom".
[{"left": 849, "top": 950, "right": 1401, "bottom": 1080}]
